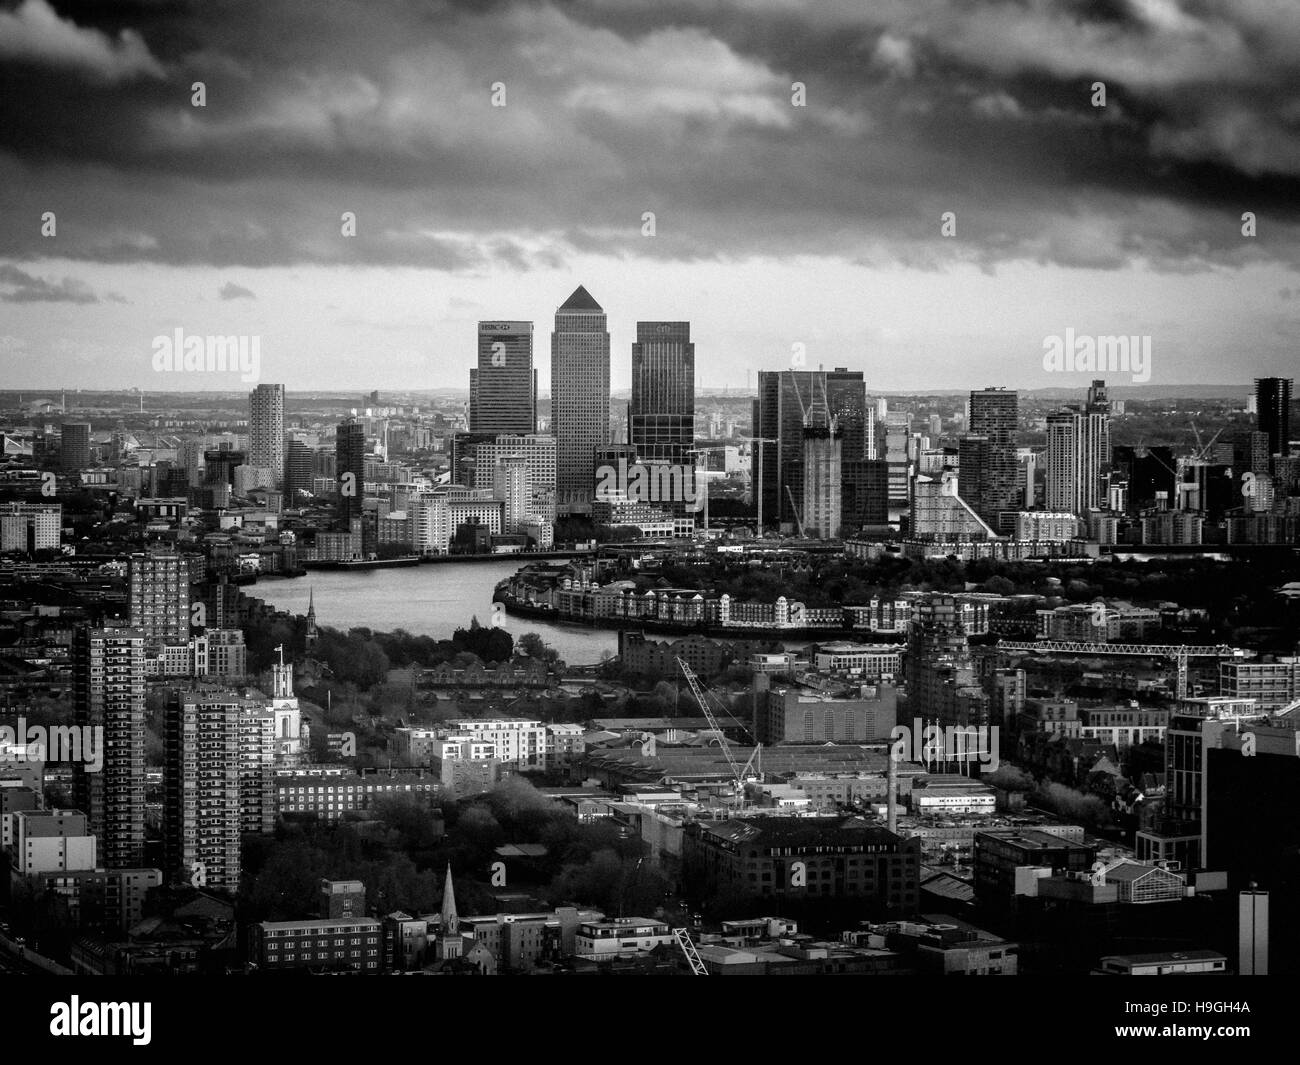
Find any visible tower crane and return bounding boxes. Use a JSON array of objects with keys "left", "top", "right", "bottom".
[
  {"left": 686, "top": 445, "right": 730, "bottom": 536},
  {"left": 673, "top": 927, "right": 709, "bottom": 975},
  {"left": 735, "top": 436, "right": 776, "bottom": 536},
  {"left": 676, "top": 658, "right": 761, "bottom": 808}
]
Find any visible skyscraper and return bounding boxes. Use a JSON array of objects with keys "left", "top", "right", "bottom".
[
  {"left": 801, "top": 386, "right": 842, "bottom": 538},
  {"left": 165, "top": 691, "right": 243, "bottom": 891},
  {"left": 73, "top": 626, "right": 146, "bottom": 869},
  {"left": 493, "top": 455, "right": 531, "bottom": 533},
  {"left": 550, "top": 286, "right": 610, "bottom": 510},
  {"left": 965, "top": 387, "right": 1019, "bottom": 534},
  {"left": 1255, "top": 377, "right": 1293, "bottom": 458},
  {"left": 754, "top": 368, "right": 866, "bottom": 531},
  {"left": 60, "top": 421, "right": 91, "bottom": 472},
  {"left": 285, "top": 437, "right": 314, "bottom": 498},
  {"left": 630, "top": 322, "right": 695, "bottom": 466},
  {"left": 129, "top": 551, "right": 192, "bottom": 647},
  {"left": 471, "top": 322, "right": 536, "bottom": 434},
  {"left": 249, "top": 383, "right": 286, "bottom": 488},
  {"left": 336, "top": 416, "right": 366, "bottom": 526},
  {"left": 1045, "top": 380, "right": 1111, "bottom": 517}
]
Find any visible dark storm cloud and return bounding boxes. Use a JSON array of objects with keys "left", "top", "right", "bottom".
[{"left": 0, "top": 0, "right": 1297, "bottom": 270}]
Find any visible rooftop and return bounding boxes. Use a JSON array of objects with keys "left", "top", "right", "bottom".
[{"left": 558, "top": 285, "right": 603, "bottom": 312}]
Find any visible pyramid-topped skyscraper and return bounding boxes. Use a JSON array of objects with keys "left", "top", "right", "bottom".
[{"left": 551, "top": 285, "right": 610, "bottom": 512}]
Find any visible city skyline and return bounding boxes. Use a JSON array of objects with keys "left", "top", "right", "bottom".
[{"left": 3, "top": 0, "right": 1300, "bottom": 1005}]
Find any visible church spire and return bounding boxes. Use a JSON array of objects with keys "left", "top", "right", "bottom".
[
  {"left": 305, "top": 586, "right": 318, "bottom": 648},
  {"left": 441, "top": 864, "right": 459, "bottom": 935}
]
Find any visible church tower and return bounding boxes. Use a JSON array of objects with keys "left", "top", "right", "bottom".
[
  {"left": 305, "top": 587, "right": 319, "bottom": 649},
  {"left": 434, "top": 864, "right": 463, "bottom": 960}
]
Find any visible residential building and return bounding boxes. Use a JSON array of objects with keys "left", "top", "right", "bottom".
[
  {"left": 249, "top": 383, "right": 286, "bottom": 489},
  {"left": 72, "top": 626, "right": 146, "bottom": 869}
]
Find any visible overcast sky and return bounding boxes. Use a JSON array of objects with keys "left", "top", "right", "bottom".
[{"left": 1, "top": 0, "right": 1298, "bottom": 393}]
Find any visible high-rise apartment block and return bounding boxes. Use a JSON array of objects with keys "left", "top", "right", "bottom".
[
  {"left": 73, "top": 627, "right": 146, "bottom": 869},
  {"left": 336, "top": 417, "right": 367, "bottom": 526},
  {"left": 128, "top": 551, "right": 192, "bottom": 648},
  {"left": 165, "top": 691, "right": 244, "bottom": 892},
  {"left": 1255, "top": 377, "right": 1293, "bottom": 458},
  {"left": 1045, "top": 380, "right": 1111, "bottom": 517},
  {"left": 963, "top": 388, "right": 1019, "bottom": 534},
  {"left": 249, "top": 383, "right": 286, "bottom": 488}
]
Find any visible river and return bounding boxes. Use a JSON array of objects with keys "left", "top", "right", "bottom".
[{"left": 249, "top": 560, "right": 620, "bottom": 665}]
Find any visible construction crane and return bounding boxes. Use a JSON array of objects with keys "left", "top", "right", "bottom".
[
  {"left": 736, "top": 435, "right": 776, "bottom": 536},
  {"left": 785, "top": 484, "right": 807, "bottom": 539},
  {"left": 673, "top": 927, "right": 708, "bottom": 976},
  {"left": 676, "top": 657, "right": 761, "bottom": 807},
  {"left": 1189, "top": 418, "right": 1225, "bottom": 463},
  {"left": 686, "top": 446, "right": 730, "bottom": 536}
]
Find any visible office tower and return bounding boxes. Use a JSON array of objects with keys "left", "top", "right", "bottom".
[
  {"left": 249, "top": 383, "right": 286, "bottom": 488},
  {"left": 630, "top": 322, "right": 695, "bottom": 466},
  {"left": 470, "top": 321, "right": 536, "bottom": 434},
  {"left": 801, "top": 386, "right": 842, "bottom": 538},
  {"left": 336, "top": 417, "right": 366, "bottom": 526},
  {"left": 129, "top": 551, "right": 192, "bottom": 647},
  {"left": 1255, "top": 377, "right": 1292, "bottom": 457},
  {"left": 754, "top": 369, "right": 867, "bottom": 531},
  {"left": 1045, "top": 381, "right": 1111, "bottom": 517},
  {"left": 842, "top": 459, "right": 889, "bottom": 530},
  {"left": 165, "top": 691, "right": 242, "bottom": 891},
  {"left": 73, "top": 626, "right": 146, "bottom": 869},
  {"left": 285, "top": 437, "right": 314, "bottom": 497},
  {"left": 904, "top": 595, "right": 989, "bottom": 729},
  {"left": 493, "top": 455, "right": 531, "bottom": 533},
  {"left": 551, "top": 286, "right": 610, "bottom": 510},
  {"left": 966, "top": 388, "right": 1019, "bottom": 534},
  {"left": 60, "top": 421, "right": 91, "bottom": 471}
]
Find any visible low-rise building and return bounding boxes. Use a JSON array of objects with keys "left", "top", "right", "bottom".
[
  {"left": 251, "top": 917, "right": 383, "bottom": 973},
  {"left": 574, "top": 917, "right": 675, "bottom": 958}
]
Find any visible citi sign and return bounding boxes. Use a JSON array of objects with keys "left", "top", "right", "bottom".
[{"left": 594, "top": 459, "right": 702, "bottom": 512}]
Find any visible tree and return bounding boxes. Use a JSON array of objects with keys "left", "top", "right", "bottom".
[{"left": 519, "top": 632, "right": 560, "bottom": 665}]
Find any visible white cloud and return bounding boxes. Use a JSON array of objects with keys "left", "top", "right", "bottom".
[{"left": 0, "top": 0, "right": 165, "bottom": 83}]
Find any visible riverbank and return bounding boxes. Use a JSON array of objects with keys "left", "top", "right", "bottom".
[{"left": 493, "top": 593, "right": 894, "bottom": 642}]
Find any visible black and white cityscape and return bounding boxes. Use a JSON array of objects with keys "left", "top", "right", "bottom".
[{"left": 0, "top": 0, "right": 1296, "bottom": 1030}]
